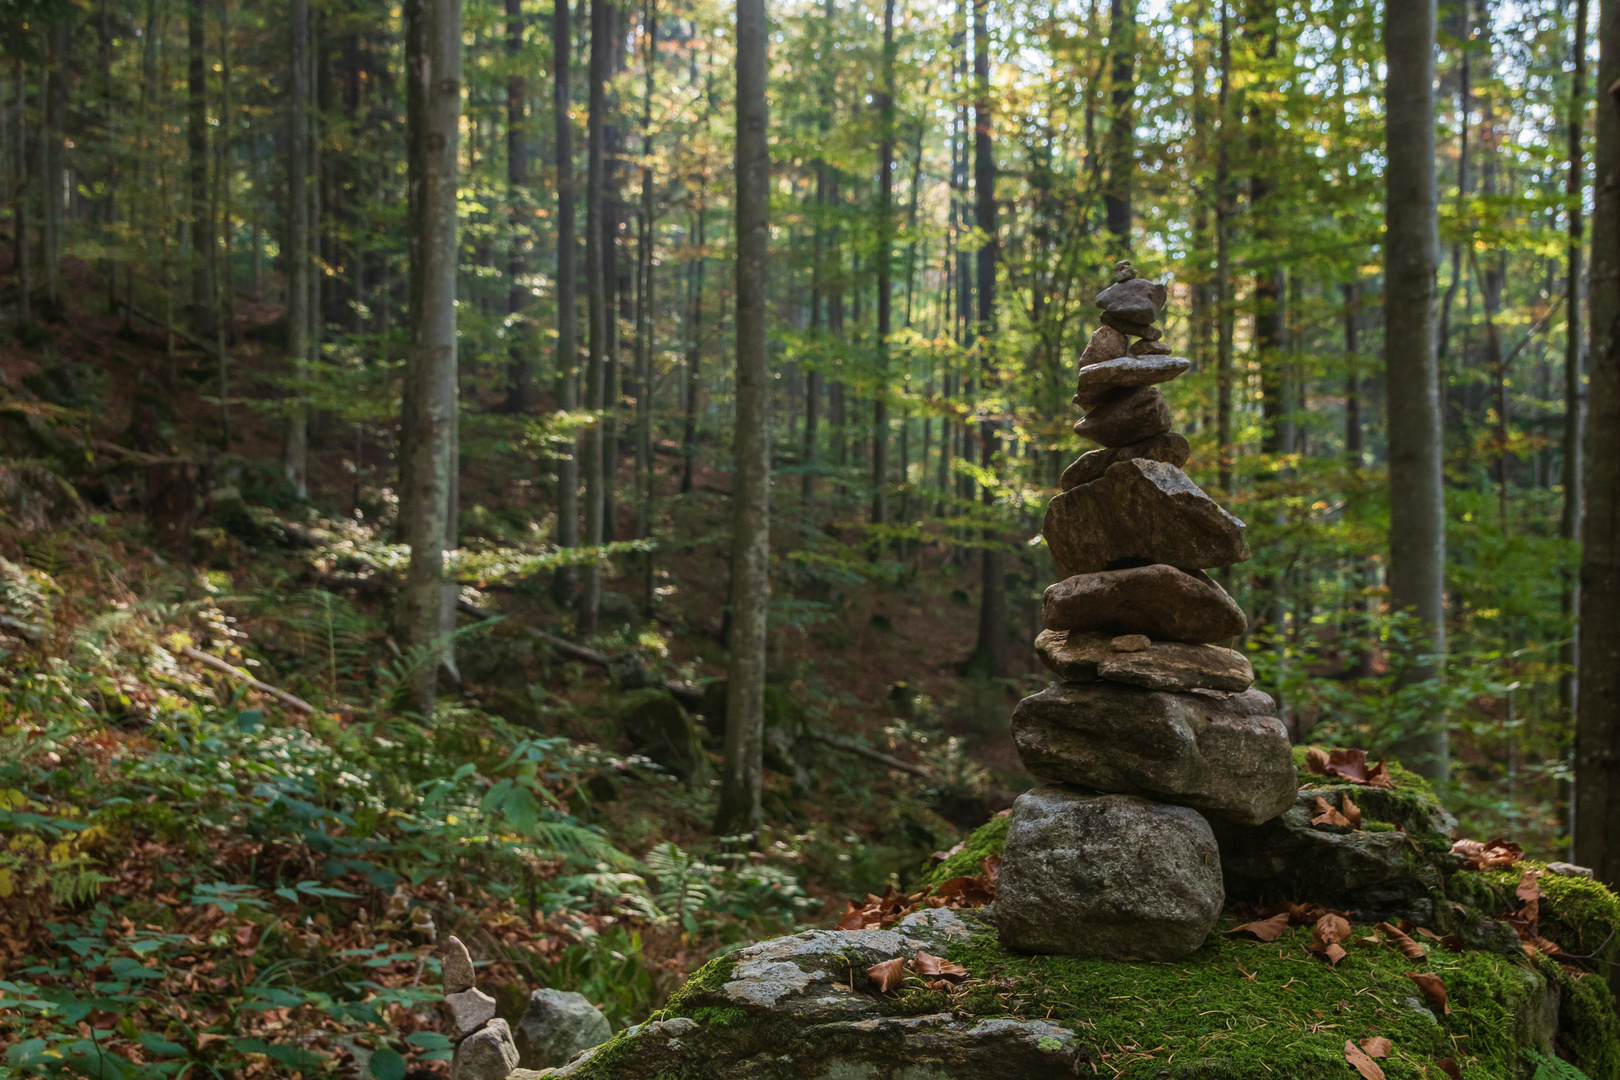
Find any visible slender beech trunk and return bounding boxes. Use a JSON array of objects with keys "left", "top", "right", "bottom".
[
  {"left": 1385, "top": 0, "right": 1448, "bottom": 781},
  {"left": 681, "top": 202, "right": 705, "bottom": 493},
  {"left": 1216, "top": 1, "right": 1234, "bottom": 496},
  {"left": 871, "top": 0, "right": 895, "bottom": 526},
  {"left": 1574, "top": 0, "right": 1620, "bottom": 897},
  {"left": 1561, "top": 0, "right": 1589, "bottom": 750},
  {"left": 285, "top": 0, "right": 311, "bottom": 497},
  {"left": 1344, "top": 281, "right": 1361, "bottom": 458},
  {"left": 634, "top": 1, "right": 657, "bottom": 601},
  {"left": 189, "top": 0, "right": 214, "bottom": 330},
  {"left": 969, "top": 0, "right": 1006, "bottom": 677},
  {"left": 401, "top": 0, "right": 463, "bottom": 716},
  {"left": 12, "top": 60, "right": 29, "bottom": 330},
  {"left": 714, "top": 0, "right": 771, "bottom": 836},
  {"left": 505, "top": 0, "right": 533, "bottom": 412},
  {"left": 580, "top": 0, "right": 611, "bottom": 632},
  {"left": 1103, "top": 0, "right": 1134, "bottom": 247},
  {"left": 553, "top": 0, "right": 581, "bottom": 606}
]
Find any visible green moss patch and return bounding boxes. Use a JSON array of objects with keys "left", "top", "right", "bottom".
[{"left": 922, "top": 812, "right": 1010, "bottom": 886}]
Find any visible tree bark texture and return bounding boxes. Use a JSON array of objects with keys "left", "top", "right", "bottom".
[
  {"left": 505, "top": 0, "right": 533, "bottom": 412},
  {"left": 714, "top": 0, "right": 771, "bottom": 836},
  {"left": 871, "top": 0, "right": 895, "bottom": 526},
  {"left": 1103, "top": 0, "right": 1135, "bottom": 248},
  {"left": 284, "top": 0, "right": 311, "bottom": 498},
  {"left": 402, "top": 0, "right": 463, "bottom": 716},
  {"left": 552, "top": 0, "right": 580, "bottom": 606},
  {"left": 1575, "top": 0, "right": 1620, "bottom": 896},
  {"left": 580, "top": 0, "right": 612, "bottom": 633},
  {"left": 188, "top": 0, "right": 214, "bottom": 330},
  {"left": 1384, "top": 0, "right": 1448, "bottom": 781}
]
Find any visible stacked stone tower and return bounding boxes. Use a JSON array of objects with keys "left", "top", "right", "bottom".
[{"left": 994, "top": 261, "right": 1297, "bottom": 962}]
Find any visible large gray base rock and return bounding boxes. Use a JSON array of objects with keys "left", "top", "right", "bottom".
[
  {"left": 513, "top": 988, "right": 612, "bottom": 1070},
  {"left": 1043, "top": 459, "right": 1248, "bottom": 578},
  {"left": 1043, "top": 563, "right": 1247, "bottom": 643},
  {"left": 452, "top": 1018, "right": 521, "bottom": 1080},
  {"left": 994, "top": 787, "right": 1222, "bottom": 960},
  {"left": 1011, "top": 683, "right": 1296, "bottom": 825},
  {"left": 545, "top": 909, "right": 1089, "bottom": 1079},
  {"left": 1036, "top": 628, "right": 1253, "bottom": 692}
]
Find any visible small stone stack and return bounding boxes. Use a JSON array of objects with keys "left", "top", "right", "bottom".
[
  {"left": 442, "top": 937, "right": 521, "bottom": 1080},
  {"left": 994, "top": 261, "right": 1297, "bottom": 963}
]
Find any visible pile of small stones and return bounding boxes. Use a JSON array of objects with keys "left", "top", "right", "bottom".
[{"left": 994, "top": 261, "right": 1298, "bottom": 962}]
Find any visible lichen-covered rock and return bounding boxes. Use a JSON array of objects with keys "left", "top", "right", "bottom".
[
  {"left": 514, "top": 988, "right": 613, "bottom": 1070},
  {"left": 995, "top": 787, "right": 1223, "bottom": 960},
  {"left": 452, "top": 1017, "right": 521, "bottom": 1080},
  {"left": 1073, "top": 385, "right": 1172, "bottom": 447},
  {"left": 1035, "top": 628, "right": 1254, "bottom": 692},
  {"left": 1043, "top": 563, "right": 1247, "bottom": 643},
  {"left": 1011, "top": 682, "right": 1297, "bottom": 825},
  {"left": 444, "top": 987, "right": 499, "bottom": 1040},
  {"left": 441, "top": 935, "right": 477, "bottom": 995},
  {"left": 1042, "top": 459, "right": 1249, "bottom": 578},
  {"left": 1060, "top": 432, "right": 1190, "bottom": 490},
  {"left": 545, "top": 909, "right": 1089, "bottom": 1079}
]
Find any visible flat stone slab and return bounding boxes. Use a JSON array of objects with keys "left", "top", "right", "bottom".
[
  {"left": 995, "top": 787, "right": 1222, "bottom": 960},
  {"left": 1011, "top": 682, "right": 1297, "bottom": 825},
  {"left": 1060, "top": 432, "right": 1190, "bottom": 490},
  {"left": 1043, "top": 459, "right": 1249, "bottom": 577},
  {"left": 1073, "top": 386, "right": 1172, "bottom": 447},
  {"left": 1035, "top": 628, "right": 1254, "bottom": 692},
  {"left": 543, "top": 909, "right": 1090, "bottom": 1079},
  {"left": 1044, "top": 564, "right": 1246, "bottom": 643},
  {"left": 1072, "top": 355, "right": 1190, "bottom": 408}
]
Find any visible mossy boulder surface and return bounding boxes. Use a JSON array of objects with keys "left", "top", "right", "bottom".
[{"left": 534, "top": 906, "right": 1618, "bottom": 1080}]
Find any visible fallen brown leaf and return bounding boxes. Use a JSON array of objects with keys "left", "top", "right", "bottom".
[
  {"left": 1342, "top": 793, "right": 1363, "bottom": 829},
  {"left": 1359, "top": 1036, "right": 1392, "bottom": 1058},
  {"left": 1404, "top": 971, "right": 1450, "bottom": 1014},
  {"left": 1310, "top": 795, "right": 1353, "bottom": 829},
  {"left": 1451, "top": 836, "right": 1523, "bottom": 870},
  {"left": 1437, "top": 1058, "right": 1463, "bottom": 1079},
  {"left": 911, "top": 950, "right": 969, "bottom": 979},
  {"left": 1516, "top": 869, "right": 1541, "bottom": 927},
  {"left": 1344, "top": 1039, "right": 1386, "bottom": 1080},
  {"left": 1228, "top": 912, "right": 1291, "bottom": 942},
  {"left": 1312, "top": 913, "right": 1352, "bottom": 967},
  {"left": 1377, "top": 921, "right": 1425, "bottom": 961},
  {"left": 1305, "top": 747, "right": 1397, "bottom": 789},
  {"left": 866, "top": 957, "right": 904, "bottom": 992},
  {"left": 1415, "top": 927, "right": 1442, "bottom": 941}
]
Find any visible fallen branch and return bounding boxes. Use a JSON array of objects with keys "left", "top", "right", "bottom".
[
  {"left": 177, "top": 645, "right": 315, "bottom": 715},
  {"left": 123, "top": 304, "right": 223, "bottom": 360},
  {"left": 809, "top": 733, "right": 931, "bottom": 778}
]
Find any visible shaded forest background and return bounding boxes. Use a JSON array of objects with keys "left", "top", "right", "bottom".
[{"left": 0, "top": 0, "right": 1615, "bottom": 1073}]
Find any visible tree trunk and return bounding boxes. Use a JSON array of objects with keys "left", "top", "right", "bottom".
[
  {"left": 12, "top": 59, "right": 29, "bottom": 330},
  {"left": 681, "top": 203, "right": 705, "bottom": 494},
  {"left": 713, "top": 0, "right": 771, "bottom": 836},
  {"left": 1216, "top": 0, "right": 1234, "bottom": 496},
  {"left": 553, "top": 0, "right": 580, "bottom": 606},
  {"left": 285, "top": 0, "right": 311, "bottom": 498},
  {"left": 189, "top": 0, "right": 214, "bottom": 332},
  {"left": 401, "top": 0, "right": 463, "bottom": 716},
  {"left": 1574, "top": 0, "right": 1620, "bottom": 897},
  {"left": 504, "top": 0, "right": 533, "bottom": 412},
  {"left": 1561, "top": 0, "right": 1589, "bottom": 753},
  {"left": 1384, "top": 0, "right": 1448, "bottom": 781},
  {"left": 634, "top": 0, "right": 657, "bottom": 599},
  {"left": 1103, "top": 0, "right": 1134, "bottom": 248},
  {"left": 580, "top": 0, "right": 611, "bottom": 632},
  {"left": 969, "top": 0, "right": 1007, "bottom": 678},
  {"left": 871, "top": 0, "right": 895, "bottom": 526}
]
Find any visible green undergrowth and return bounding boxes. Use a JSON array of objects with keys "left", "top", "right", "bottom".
[{"left": 921, "top": 811, "right": 1009, "bottom": 885}]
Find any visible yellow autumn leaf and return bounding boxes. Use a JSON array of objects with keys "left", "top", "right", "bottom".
[{"left": 0, "top": 867, "right": 13, "bottom": 898}]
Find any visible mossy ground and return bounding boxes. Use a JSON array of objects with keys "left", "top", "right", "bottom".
[{"left": 923, "top": 812, "right": 1010, "bottom": 885}]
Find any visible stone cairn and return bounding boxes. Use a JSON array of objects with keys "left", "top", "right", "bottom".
[
  {"left": 441, "top": 936, "right": 522, "bottom": 1080},
  {"left": 993, "top": 261, "right": 1298, "bottom": 963}
]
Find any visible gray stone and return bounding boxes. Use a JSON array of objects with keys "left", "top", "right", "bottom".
[
  {"left": 1129, "top": 338, "right": 1174, "bottom": 355},
  {"left": 994, "top": 787, "right": 1223, "bottom": 960},
  {"left": 619, "top": 688, "right": 708, "bottom": 781},
  {"left": 1035, "top": 629, "right": 1254, "bottom": 692},
  {"left": 1072, "top": 355, "right": 1190, "bottom": 408},
  {"left": 1042, "top": 459, "right": 1249, "bottom": 577},
  {"left": 1078, "top": 324, "right": 1129, "bottom": 369},
  {"left": 1073, "top": 386, "right": 1172, "bottom": 447},
  {"left": 514, "top": 988, "right": 613, "bottom": 1071},
  {"left": 1207, "top": 783, "right": 1459, "bottom": 917},
  {"left": 1095, "top": 277, "right": 1168, "bottom": 325},
  {"left": 441, "top": 935, "right": 476, "bottom": 995},
  {"left": 1546, "top": 862, "right": 1594, "bottom": 879},
  {"left": 1043, "top": 564, "right": 1247, "bottom": 643},
  {"left": 1010, "top": 682, "right": 1296, "bottom": 825},
  {"left": 545, "top": 909, "right": 1090, "bottom": 1079},
  {"left": 452, "top": 1018, "right": 521, "bottom": 1080},
  {"left": 1060, "top": 433, "right": 1190, "bottom": 490},
  {"left": 1101, "top": 310, "right": 1161, "bottom": 339},
  {"left": 444, "top": 987, "right": 498, "bottom": 1040}
]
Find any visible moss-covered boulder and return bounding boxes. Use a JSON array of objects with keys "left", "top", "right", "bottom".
[
  {"left": 618, "top": 688, "right": 708, "bottom": 781},
  {"left": 524, "top": 904, "right": 1618, "bottom": 1079}
]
